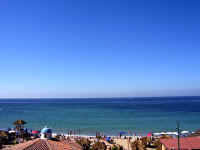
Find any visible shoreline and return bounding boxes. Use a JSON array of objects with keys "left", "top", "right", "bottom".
[
  {"left": 1, "top": 127, "right": 192, "bottom": 137},
  {"left": 50, "top": 130, "right": 191, "bottom": 137}
]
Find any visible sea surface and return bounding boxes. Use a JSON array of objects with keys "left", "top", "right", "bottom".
[{"left": 0, "top": 97, "right": 200, "bottom": 135}]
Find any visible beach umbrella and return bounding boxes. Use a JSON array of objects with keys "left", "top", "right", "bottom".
[
  {"left": 120, "top": 131, "right": 127, "bottom": 135},
  {"left": 106, "top": 137, "right": 111, "bottom": 141},
  {"left": 9, "top": 130, "right": 16, "bottom": 133},
  {"left": 160, "top": 132, "right": 166, "bottom": 135},
  {"left": 147, "top": 132, "right": 152, "bottom": 137},
  {"left": 13, "top": 120, "right": 26, "bottom": 125},
  {"left": 13, "top": 120, "right": 27, "bottom": 132},
  {"left": 32, "top": 130, "right": 40, "bottom": 134},
  {"left": 166, "top": 132, "right": 174, "bottom": 135},
  {"left": 181, "top": 131, "right": 189, "bottom": 134},
  {"left": 153, "top": 133, "right": 161, "bottom": 136}
]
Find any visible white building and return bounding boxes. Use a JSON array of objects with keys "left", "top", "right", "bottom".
[{"left": 40, "top": 127, "right": 52, "bottom": 139}]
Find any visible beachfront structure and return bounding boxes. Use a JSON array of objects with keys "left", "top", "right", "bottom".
[
  {"left": 40, "top": 127, "right": 52, "bottom": 139},
  {"left": 13, "top": 120, "right": 26, "bottom": 131},
  {"left": 160, "top": 136, "right": 200, "bottom": 150}
]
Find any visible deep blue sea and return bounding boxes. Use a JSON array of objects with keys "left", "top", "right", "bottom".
[{"left": 0, "top": 97, "right": 200, "bottom": 135}]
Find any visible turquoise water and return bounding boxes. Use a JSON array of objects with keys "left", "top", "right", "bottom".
[{"left": 0, "top": 97, "right": 200, "bottom": 135}]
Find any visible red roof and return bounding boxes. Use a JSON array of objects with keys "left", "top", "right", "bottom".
[
  {"left": 8, "top": 139, "right": 82, "bottom": 150},
  {"left": 160, "top": 136, "right": 200, "bottom": 150}
]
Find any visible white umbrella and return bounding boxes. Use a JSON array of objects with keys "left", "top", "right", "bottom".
[
  {"left": 166, "top": 132, "right": 174, "bottom": 135},
  {"left": 160, "top": 132, "right": 166, "bottom": 135},
  {"left": 181, "top": 131, "right": 189, "bottom": 134},
  {"left": 9, "top": 130, "right": 16, "bottom": 133},
  {"left": 172, "top": 132, "right": 178, "bottom": 135}
]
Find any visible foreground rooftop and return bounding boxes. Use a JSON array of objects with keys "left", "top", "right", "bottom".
[
  {"left": 160, "top": 136, "right": 200, "bottom": 150},
  {"left": 3, "top": 138, "right": 82, "bottom": 150}
]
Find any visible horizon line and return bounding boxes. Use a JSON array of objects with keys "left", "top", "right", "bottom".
[{"left": 0, "top": 95, "right": 200, "bottom": 99}]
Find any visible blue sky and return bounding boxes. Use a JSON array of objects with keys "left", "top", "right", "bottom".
[{"left": 0, "top": 0, "right": 200, "bottom": 98}]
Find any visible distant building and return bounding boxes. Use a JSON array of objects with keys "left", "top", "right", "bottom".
[
  {"left": 40, "top": 127, "right": 52, "bottom": 139},
  {"left": 160, "top": 136, "right": 200, "bottom": 150}
]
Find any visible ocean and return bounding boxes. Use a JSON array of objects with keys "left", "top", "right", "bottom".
[{"left": 0, "top": 97, "right": 200, "bottom": 135}]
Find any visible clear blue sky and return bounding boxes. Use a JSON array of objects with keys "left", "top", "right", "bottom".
[{"left": 0, "top": 0, "right": 200, "bottom": 98}]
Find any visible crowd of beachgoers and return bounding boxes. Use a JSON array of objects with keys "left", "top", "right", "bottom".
[{"left": 0, "top": 120, "right": 199, "bottom": 150}]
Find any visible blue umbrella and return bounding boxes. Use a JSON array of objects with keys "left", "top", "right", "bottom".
[
  {"left": 120, "top": 131, "right": 127, "bottom": 135},
  {"left": 106, "top": 137, "right": 111, "bottom": 141}
]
